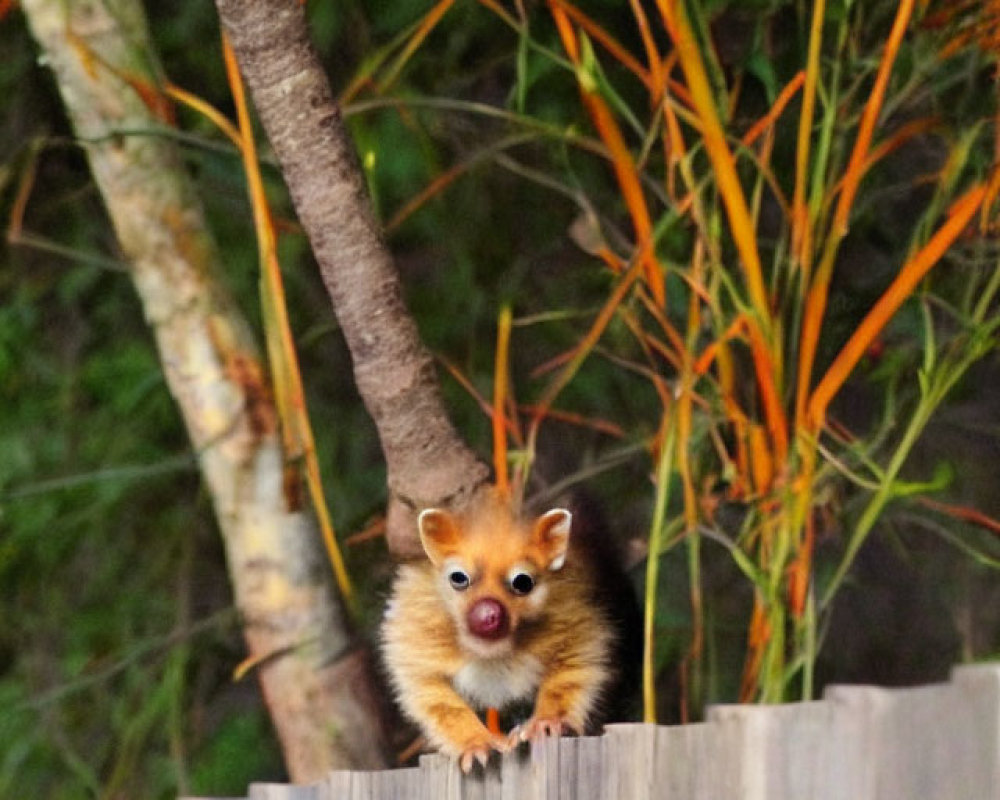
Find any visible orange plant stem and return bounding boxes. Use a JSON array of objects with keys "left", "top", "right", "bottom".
[
  {"left": 437, "top": 356, "right": 521, "bottom": 443},
  {"left": 527, "top": 257, "right": 646, "bottom": 450},
  {"left": 918, "top": 496, "right": 1000, "bottom": 536},
  {"left": 654, "top": 0, "right": 771, "bottom": 333},
  {"left": 627, "top": 0, "right": 663, "bottom": 95},
  {"left": 550, "top": 0, "right": 652, "bottom": 89},
  {"left": 377, "top": 0, "right": 456, "bottom": 93},
  {"left": 794, "top": 0, "right": 916, "bottom": 427},
  {"left": 655, "top": 0, "right": 787, "bottom": 478},
  {"left": 807, "top": 182, "right": 987, "bottom": 428},
  {"left": 165, "top": 82, "right": 241, "bottom": 146},
  {"left": 223, "top": 34, "right": 355, "bottom": 609},
  {"left": 692, "top": 315, "right": 752, "bottom": 496},
  {"left": 787, "top": 512, "right": 814, "bottom": 619},
  {"left": 486, "top": 707, "right": 501, "bottom": 734},
  {"left": 493, "top": 307, "right": 513, "bottom": 497},
  {"left": 747, "top": 323, "right": 789, "bottom": 468},
  {"left": 549, "top": 2, "right": 665, "bottom": 307},
  {"left": 742, "top": 70, "right": 805, "bottom": 149}
]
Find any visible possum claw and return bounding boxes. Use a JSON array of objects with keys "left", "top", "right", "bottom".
[
  {"left": 458, "top": 734, "right": 508, "bottom": 773},
  {"left": 510, "top": 716, "right": 567, "bottom": 746},
  {"left": 458, "top": 747, "right": 486, "bottom": 774}
]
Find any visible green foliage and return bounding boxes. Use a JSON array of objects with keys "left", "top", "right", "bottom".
[
  {"left": 188, "top": 709, "right": 286, "bottom": 795},
  {"left": 0, "top": 8, "right": 282, "bottom": 796},
  {"left": 3, "top": 0, "right": 1000, "bottom": 794}
]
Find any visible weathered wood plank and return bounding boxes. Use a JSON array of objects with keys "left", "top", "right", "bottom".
[
  {"left": 708, "top": 700, "right": 834, "bottom": 800},
  {"left": 498, "top": 737, "right": 541, "bottom": 799},
  {"left": 658, "top": 716, "right": 742, "bottom": 799},
  {"left": 460, "top": 751, "right": 503, "bottom": 800},
  {"left": 602, "top": 723, "right": 657, "bottom": 798},
  {"left": 420, "top": 752, "right": 462, "bottom": 800},
  {"left": 952, "top": 663, "right": 1000, "bottom": 797},
  {"left": 247, "top": 782, "right": 318, "bottom": 799},
  {"left": 182, "top": 665, "right": 1000, "bottom": 800},
  {"left": 571, "top": 734, "right": 605, "bottom": 800}
]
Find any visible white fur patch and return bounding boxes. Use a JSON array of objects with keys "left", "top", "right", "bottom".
[{"left": 453, "top": 653, "right": 544, "bottom": 709}]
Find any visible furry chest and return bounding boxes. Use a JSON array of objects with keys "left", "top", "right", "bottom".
[{"left": 452, "top": 653, "right": 544, "bottom": 710}]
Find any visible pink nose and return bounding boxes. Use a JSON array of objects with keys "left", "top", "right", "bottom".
[{"left": 467, "top": 597, "right": 509, "bottom": 640}]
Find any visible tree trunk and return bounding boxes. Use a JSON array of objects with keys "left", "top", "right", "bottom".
[
  {"left": 213, "top": 0, "right": 490, "bottom": 558},
  {"left": 22, "top": 0, "right": 386, "bottom": 780}
]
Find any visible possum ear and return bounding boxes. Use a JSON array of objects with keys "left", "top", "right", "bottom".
[
  {"left": 533, "top": 509, "right": 572, "bottom": 571},
  {"left": 418, "top": 509, "right": 462, "bottom": 565}
]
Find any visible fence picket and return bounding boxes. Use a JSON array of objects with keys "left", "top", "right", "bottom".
[{"left": 182, "top": 666, "right": 1000, "bottom": 800}]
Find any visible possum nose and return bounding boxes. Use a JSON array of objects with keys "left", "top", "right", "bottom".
[{"left": 467, "top": 597, "right": 509, "bottom": 640}]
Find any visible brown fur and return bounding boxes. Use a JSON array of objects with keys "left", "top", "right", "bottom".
[{"left": 380, "top": 492, "right": 620, "bottom": 770}]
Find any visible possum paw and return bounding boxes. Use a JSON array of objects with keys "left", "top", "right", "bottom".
[
  {"left": 457, "top": 733, "right": 508, "bottom": 773},
  {"left": 509, "top": 715, "right": 571, "bottom": 746}
]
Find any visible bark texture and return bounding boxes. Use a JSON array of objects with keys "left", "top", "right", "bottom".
[
  {"left": 23, "top": 0, "right": 385, "bottom": 780},
  {"left": 213, "top": 0, "right": 490, "bottom": 557}
]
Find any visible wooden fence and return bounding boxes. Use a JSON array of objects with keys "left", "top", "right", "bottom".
[{"left": 184, "top": 663, "right": 1000, "bottom": 800}]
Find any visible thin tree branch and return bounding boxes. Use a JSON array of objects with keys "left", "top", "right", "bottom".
[{"left": 213, "top": 0, "right": 490, "bottom": 557}]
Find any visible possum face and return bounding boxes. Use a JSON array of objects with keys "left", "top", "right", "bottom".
[{"left": 418, "top": 505, "right": 571, "bottom": 660}]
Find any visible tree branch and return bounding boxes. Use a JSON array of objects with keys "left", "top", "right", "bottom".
[{"left": 213, "top": 0, "right": 490, "bottom": 556}]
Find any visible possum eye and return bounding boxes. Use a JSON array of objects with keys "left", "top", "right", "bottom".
[
  {"left": 448, "top": 569, "right": 471, "bottom": 591},
  {"left": 508, "top": 571, "right": 535, "bottom": 596}
]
